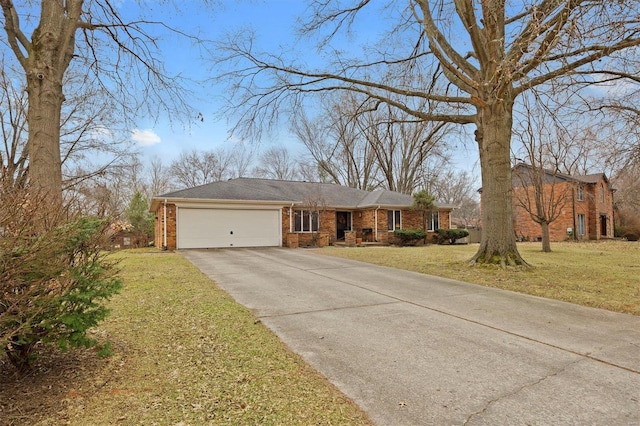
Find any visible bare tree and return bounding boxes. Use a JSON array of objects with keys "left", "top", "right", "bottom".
[
  {"left": 297, "top": 157, "right": 323, "bottom": 183},
  {"left": 513, "top": 89, "right": 622, "bottom": 177},
  {"left": 293, "top": 93, "right": 379, "bottom": 189},
  {"left": 59, "top": 72, "right": 135, "bottom": 189},
  {"left": 0, "top": 59, "right": 28, "bottom": 188},
  {"left": 429, "top": 169, "right": 477, "bottom": 206},
  {"left": 67, "top": 171, "right": 121, "bottom": 218},
  {"left": 1, "top": 57, "right": 135, "bottom": 198},
  {"left": 588, "top": 87, "right": 640, "bottom": 172},
  {"left": 67, "top": 158, "right": 141, "bottom": 218},
  {"left": 300, "top": 187, "right": 328, "bottom": 246},
  {"left": 0, "top": 0, "right": 198, "bottom": 207},
  {"left": 512, "top": 163, "right": 572, "bottom": 253},
  {"left": 362, "top": 101, "right": 450, "bottom": 194},
  {"left": 225, "top": 142, "right": 256, "bottom": 179},
  {"left": 147, "top": 156, "right": 175, "bottom": 200},
  {"left": 169, "top": 149, "right": 233, "bottom": 188},
  {"left": 66, "top": 154, "right": 178, "bottom": 220},
  {"left": 425, "top": 168, "right": 480, "bottom": 229},
  {"left": 254, "top": 146, "right": 301, "bottom": 180},
  {"left": 453, "top": 197, "right": 481, "bottom": 230},
  {"left": 217, "top": 1, "right": 640, "bottom": 266},
  {"left": 612, "top": 160, "right": 640, "bottom": 238},
  {"left": 512, "top": 98, "right": 574, "bottom": 252},
  {"left": 294, "top": 90, "right": 450, "bottom": 193}
]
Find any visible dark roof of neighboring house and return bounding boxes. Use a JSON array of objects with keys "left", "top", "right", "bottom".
[
  {"left": 511, "top": 164, "right": 609, "bottom": 187},
  {"left": 151, "top": 178, "right": 456, "bottom": 211},
  {"left": 573, "top": 173, "right": 609, "bottom": 184}
]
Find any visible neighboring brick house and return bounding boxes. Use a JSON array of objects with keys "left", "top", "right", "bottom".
[
  {"left": 512, "top": 164, "right": 615, "bottom": 242},
  {"left": 149, "top": 178, "right": 455, "bottom": 250}
]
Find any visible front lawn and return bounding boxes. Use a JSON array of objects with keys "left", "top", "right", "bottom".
[
  {"left": 320, "top": 241, "right": 640, "bottom": 316},
  {"left": 0, "top": 249, "right": 372, "bottom": 425}
]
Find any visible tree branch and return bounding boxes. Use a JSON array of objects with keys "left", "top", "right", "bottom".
[
  {"left": 0, "top": 0, "right": 29, "bottom": 68},
  {"left": 415, "top": 1, "right": 479, "bottom": 93}
]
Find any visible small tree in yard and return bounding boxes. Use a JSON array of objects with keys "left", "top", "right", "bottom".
[
  {"left": 413, "top": 190, "right": 435, "bottom": 243},
  {"left": 301, "top": 189, "right": 327, "bottom": 246},
  {"left": 512, "top": 164, "right": 570, "bottom": 252},
  {"left": 512, "top": 97, "right": 575, "bottom": 253},
  {"left": 124, "top": 191, "right": 154, "bottom": 247},
  {"left": 0, "top": 185, "right": 122, "bottom": 373}
]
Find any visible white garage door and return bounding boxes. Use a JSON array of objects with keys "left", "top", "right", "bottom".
[{"left": 177, "top": 208, "right": 281, "bottom": 249}]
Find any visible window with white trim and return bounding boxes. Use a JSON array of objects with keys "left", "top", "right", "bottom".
[
  {"left": 428, "top": 212, "right": 440, "bottom": 231},
  {"left": 294, "top": 210, "right": 319, "bottom": 232},
  {"left": 577, "top": 214, "right": 585, "bottom": 236},
  {"left": 576, "top": 185, "right": 584, "bottom": 201},
  {"left": 387, "top": 210, "right": 401, "bottom": 231}
]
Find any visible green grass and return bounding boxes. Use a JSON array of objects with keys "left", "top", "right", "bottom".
[
  {"left": 56, "top": 249, "right": 372, "bottom": 425},
  {"left": 319, "top": 241, "right": 640, "bottom": 316},
  {"left": 5, "top": 242, "right": 637, "bottom": 424}
]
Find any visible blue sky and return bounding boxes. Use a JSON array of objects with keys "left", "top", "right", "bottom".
[
  {"left": 125, "top": 1, "right": 315, "bottom": 159},
  {"left": 120, "top": 0, "right": 480, "bottom": 174}
]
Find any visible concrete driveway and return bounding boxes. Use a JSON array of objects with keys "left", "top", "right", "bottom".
[{"left": 181, "top": 248, "right": 640, "bottom": 426}]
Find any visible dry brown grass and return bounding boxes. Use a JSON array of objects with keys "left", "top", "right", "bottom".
[
  {"left": 0, "top": 249, "right": 372, "bottom": 425},
  {"left": 320, "top": 240, "right": 640, "bottom": 316}
]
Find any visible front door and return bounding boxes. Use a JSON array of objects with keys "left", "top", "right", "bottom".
[
  {"left": 336, "top": 211, "right": 352, "bottom": 240},
  {"left": 600, "top": 215, "right": 607, "bottom": 237}
]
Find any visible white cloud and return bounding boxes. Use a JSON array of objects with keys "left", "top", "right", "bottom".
[
  {"left": 90, "top": 125, "right": 113, "bottom": 141},
  {"left": 131, "top": 128, "right": 161, "bottom": 147},
  {"left": 589, "top": 76, "right": 638, "bottom": 97}
]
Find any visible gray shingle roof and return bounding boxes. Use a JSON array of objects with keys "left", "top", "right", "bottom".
[
  {"left": 358, "top": 189, "right": 413, "bottom": 207},
  {"left": 159, "top": 178, "right": 371, "bottom": 206},
  {"left": 574, "top": 173, "right": 608, "bottom": 184},
  {"left": 512, "top": 164, "right": 609, "bottom": 187},
  {"left": 153, "top": 178, "right": 455, "bottom": 210}
]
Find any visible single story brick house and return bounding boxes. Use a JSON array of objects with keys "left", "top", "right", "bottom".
[
  {"left": 511, "top": 164, "right": 615, "bottom": 241},
  {"left": 149, "top": 178, "right": 456, "bottom": 250}
]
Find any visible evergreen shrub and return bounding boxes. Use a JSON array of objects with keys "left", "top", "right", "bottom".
[
  {"left": 1, "top": 199, "right": 122, "bottom": 372},
  {"left": 393, "top": 229, "right": 426, "bottom": 246},
  {"left": 433, "top": 229, "right": 470, "bottom": 245}
]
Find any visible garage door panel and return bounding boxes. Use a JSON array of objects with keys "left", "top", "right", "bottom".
[{"left": 177, "top": 208, "right": 281, "bottom": 249}]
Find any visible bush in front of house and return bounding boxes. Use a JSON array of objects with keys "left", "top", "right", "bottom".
[
  {"left": 432, "top": 229, "right": 470, "bottom": 245},
  {"left": 615, "top": 209, "right": 640, "bottom": 241},
  {"left": 615, "top": 225, "right": 640, "bottom": 241},
  {"left": 1, "top": 187, "right": 122, "bottom": 373},
  {"left": 393, "top": 229, "right": 426, "bottom": 246}
]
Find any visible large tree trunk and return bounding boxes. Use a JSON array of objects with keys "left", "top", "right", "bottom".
[
  {"left": 26, "top": 1, "right": 82, "bottom": 208},
  {"left": 19, "top": 1, "right": 82, "bottom": 209},
  {"left": 26, "top": 73, "right": 64, "bottom": 207},
  {"left": 470, "top": 95, "right": 528, "bottom": 267},
  {"left": 540, "top": 221, "right": 551, "bottom": 253}
]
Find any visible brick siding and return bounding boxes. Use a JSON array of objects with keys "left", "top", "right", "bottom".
[
  {"left": 156, "top": 204, "right": 452, "bottom": 249},
  {"left": 153, "top": 203, "right": 176, "bottom": 250},
  {"left": 377, "top": 209, "right": 452, "bottom": 244},
  {"left": 513, "top": 177, "right": 615, "bottom": 241}
]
